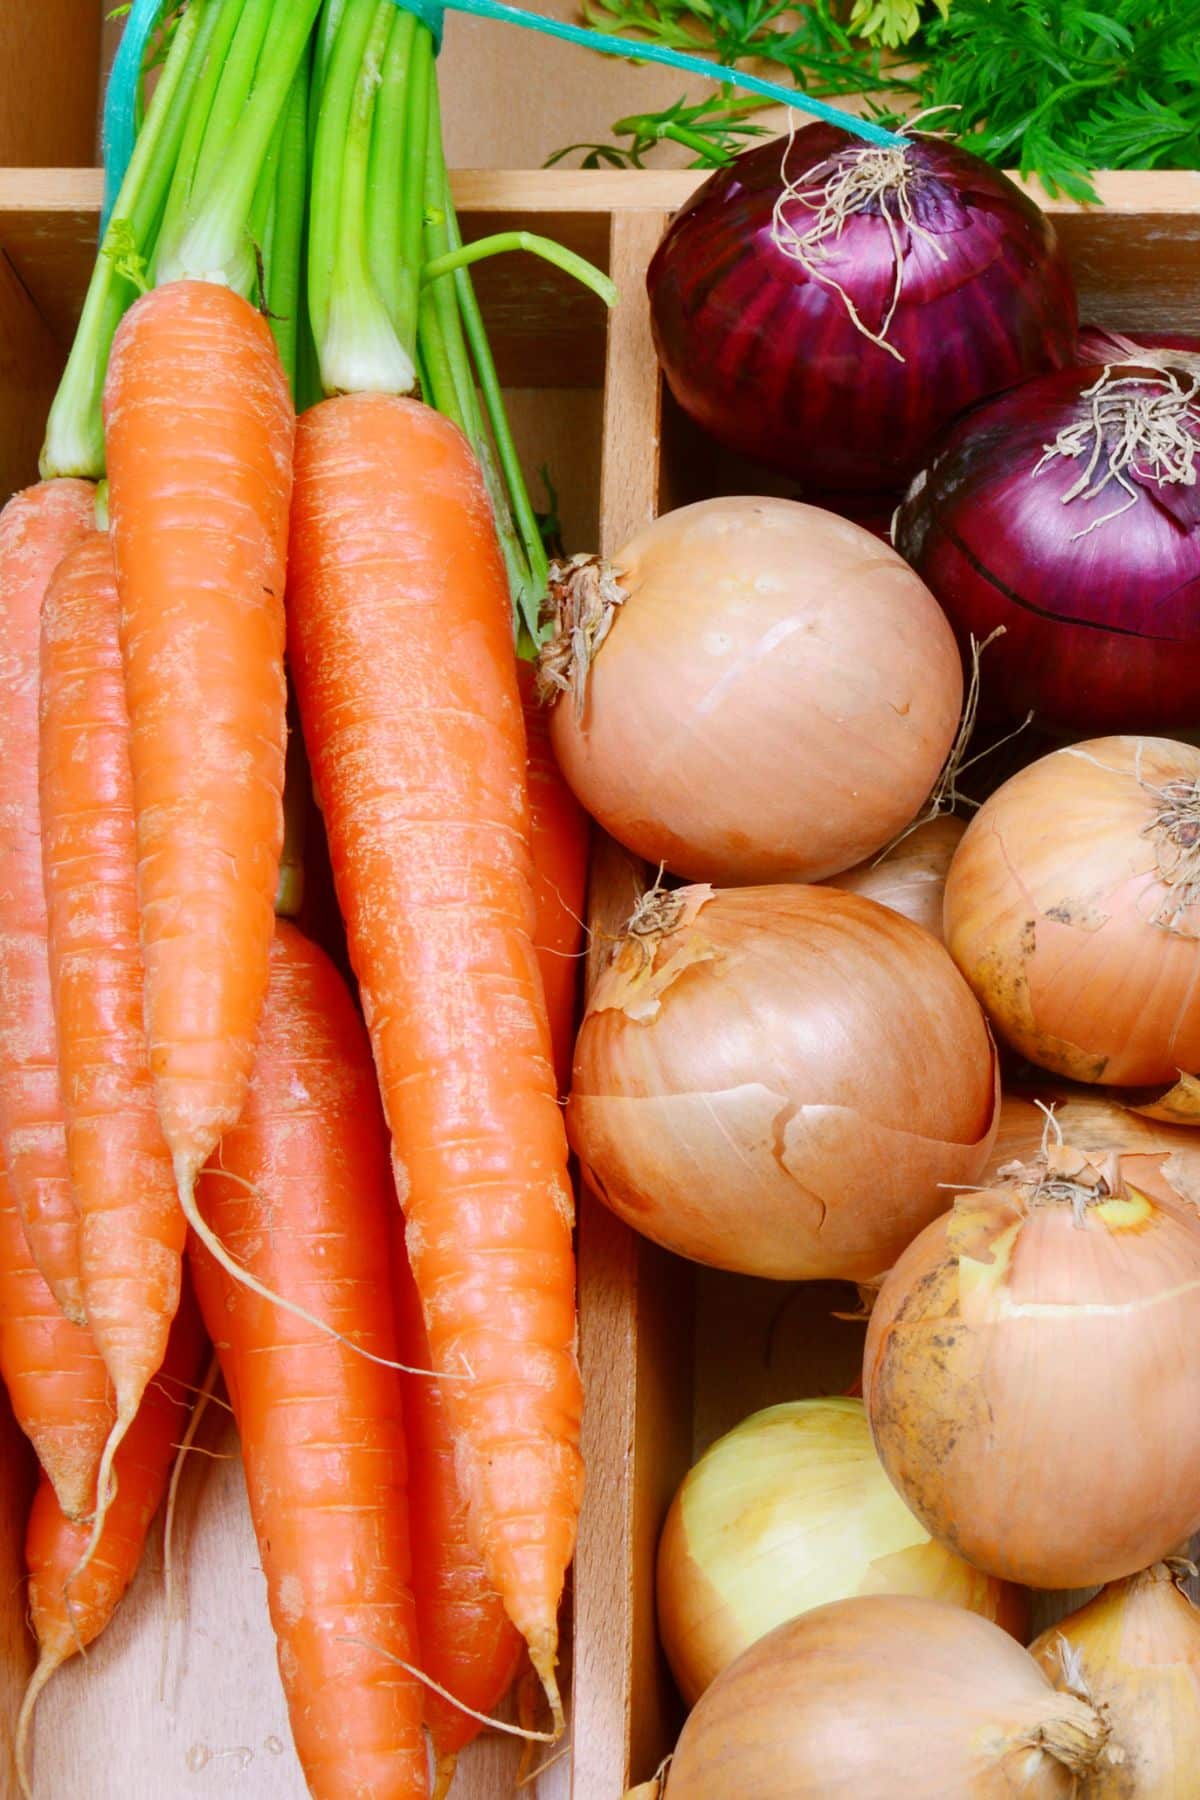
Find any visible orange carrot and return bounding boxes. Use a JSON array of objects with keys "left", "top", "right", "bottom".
[
  {"left": 38, "top": 534, "right": 185, "bottom": 1532},
  {"left": 0, "top": 480, "right": 97, "bottom": 1322},
  {"left": 188, "top": 922, "right": 427, "bottom": 1800},
  {"left": 519, "top": 662, "right": 590, "bottom": 1098},
  {"left": 16, "top": 1285, "right": 207, "bottom": 1797},
  {"left": 0, "top": 1164, "right": 112, "bottom": 1521},
  {"left": 287, "top": 394, "right": 583, "bottom": 1720},
  {"left": 393, "top": 1219, "right": 523, "bottom": 1795},
  {"left": 394, "top": 682, "right": 583, "bottom": 1787},
  {"left": 103, "top": 280, "right": 291, "bottom": 1208}
]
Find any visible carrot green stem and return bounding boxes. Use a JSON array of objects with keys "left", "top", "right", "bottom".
[
  {"left": 441, "top": 188, "right": 551, "bottom": 646},
  {"left": 422, "top": 233, "right": 617, "bottom": 310},
  {"left": 318, "top": 0, "right": 415, "bottom": 395},
  {"left": 40, "top": 0, "right": 221, "bottom": 479},
  {"left": 263, "top": 48, "right": 311, "bottom": 395},
  {"left": 155, "top": 0, "right": 324, "bottom": 294},
  {"left": 152, "top": 0, "right": 251, "bottom": 282}
]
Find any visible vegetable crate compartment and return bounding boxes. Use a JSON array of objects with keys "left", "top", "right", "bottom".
[{"left": 0, "top": 162, "right": 1198, "bottom": 1800}]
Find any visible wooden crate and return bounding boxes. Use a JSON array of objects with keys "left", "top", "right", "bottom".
[{"left": 2, "top": 160, "right": 1200, "bottom": 1800}]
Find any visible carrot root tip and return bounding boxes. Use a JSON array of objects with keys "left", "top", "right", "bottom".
[
  {"left": 15, "top": 1651, "right": 62, "bottom": 1800},
  {"left": 432, "top": 1751, "right": 458, "bottom": 1800},
  {"left": 529, "top": 1634, "right": 565, "bottom": 1740}
]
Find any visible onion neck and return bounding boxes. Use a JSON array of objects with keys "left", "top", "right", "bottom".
[
  {"left": 1145, "top": 774, "right": 1200, "bottom": 931},
  {"left": 1028, "top": 1689, "right": 1110, "bottom": 1777},
  {"left": 537, "top": 555, "right": 629, "bottom": 717}
]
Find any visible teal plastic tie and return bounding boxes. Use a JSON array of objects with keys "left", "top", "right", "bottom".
[
  {"left": 101, "top": 0, "right": 170, "bottom": 235},
  {"left": 102, "top": 0, "right": 907, "bottom": 228},
  {"left": 397, "top": 0, "right": 906, "bottom": 150}
]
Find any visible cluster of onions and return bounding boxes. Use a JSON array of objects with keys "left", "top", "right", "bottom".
[
  {"left": 653, "top": 1596, "right": 1109, "bottom": 1798},
  {"left": 657, "top": 1397, "right": 1025, "bottom": 1706},
  {"left": 864, "top": 1141, "right": 1200, "bottom": 1590},
  {"left": 894, "top": 351, "right": 1200, "bottom": 734},
  {"left": 1031, "top": 1563, "right": 1200, "bottom": 1797},
  {"left": 647, "top": 125, "right": 1078, "bottom": 494},
  {"left": 541, "top": 496, "right": 963, "bottom": 886},
  {"left": 823, "top": 815, "right": 964, "bottom": 941},
  {"left": 943, "top": 736, "right": 1200, "bottom": 1090},
  {"left": 568, "top": 882, "right": 998, "bottom": 1281}
]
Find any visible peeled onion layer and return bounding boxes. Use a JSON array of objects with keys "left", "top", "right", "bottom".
[
  {"left": 944, "top": 736, "right": 1200, "bottom": 1088},
  {"left": 657, "top": 1398, "right": 1025, "bottom": 1707},
  {"left": 865, "top": 1146, "right": 1200, "bottom": 1591},
  {"left": 542, "top": 496, "right": 963, "bottom": 887},
  {"left": 895, "top": 361, "right": 1200, "bottom": 736},
  {"left": 1031, "top": 1564, "right": 1200, "bottom": 1797},
  {"left": 823, "top": 814, "right": 965, "bottom": 939},
  {"left": 648, "top": 127, "right": 1078, "bottom": 494},
  {"left": 569, "top": 884, "right": 998, "bottom": 1282},
  {"left": 661, "top": 1595, "right": 1107, "bottom": 1799}
]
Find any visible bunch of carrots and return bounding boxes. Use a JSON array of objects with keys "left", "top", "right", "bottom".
[{"left": 0, "top": 2, "right": 602, "bottom": 1794}]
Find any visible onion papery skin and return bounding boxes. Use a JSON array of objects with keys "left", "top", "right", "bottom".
[
  {"left": 546, "top": 497, "right": 963, "bottom": 887},
  {"left": 895, "top": 364, "right": 1200, "bottom": 735},
  {"left": 823, "top": 815, "right": 965, "bottom": 940},
  {"left": 943, "top": 736, "right": 1200, "bottom": 1088},
  {"left": 1031, "top": 1565, "right": 1200, "bottom": 1797},
  {"left": 658, "top": 1398, "right": 1026, "bottom": 1706},
  {"left": 568, "top": 884, "right": 998, "bottom": 1282},
  {"left": 647, "top": 127, "right": 1078, "bottom": 495},
  {"left": 661, "top": 1595, "right": 1107, "bottom": 1799},
  {"left": 985, "top": 1086, "right": 1200, "bottom": 1200},
  {"left": 864, "top": 1149, "right": 1200, "bottom": 1590},
  {"left": 1078, "top": 325, "right": 1200, "bottom": 368}
]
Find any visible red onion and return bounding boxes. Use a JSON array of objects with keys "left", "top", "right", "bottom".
[
  {"left": 896, "top": 359, "right": 1200, "bottom": 735},
  {"left": 1079, "top": 325, "right": 1200, "bottom": 366},
  {"left": 648, "top": 126, "right": 1078, "bottom": 494}
]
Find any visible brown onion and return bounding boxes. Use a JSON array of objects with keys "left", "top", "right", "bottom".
[
  {"left": 569, "top": 884, "right": 998, "bottom": 1281},
  {"left": 658, "top": 1398, "right": 1026, "bottom": 1706},
  {"left": 823, "top": 814, "right": 965, "bottom": 939},
  {"left": 1031, "top": 1563, "right": 1200, "bottom": 1796},
  {"left": 540, "top": 497, "right": 963, "bottom": 885},
  {"left": 865, "top": 1144, "right": 1200, "bottom": 1589},
  {"left": 661, "top": 1595, "right": 1108, "bottom": 1798},
  {"left": 944, "top": 736, "right": 1200, "bottom": 1087}
]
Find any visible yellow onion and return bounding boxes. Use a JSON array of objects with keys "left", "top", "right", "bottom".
[
  {"left": 569, "top": 883, "right": 998, "bottom": 1281},
  {"left": 864, "top": 1144, "right": 1200, "bottom": 1589},
  {"left": 540, "top": 497, "right": 963, "bottom": 885},
  {"left": 823, "top": 815, "right": 965, "bottom": 940},
  {"left": 944, "top": 736, "right": 1200, "bottom": 1087},
  {"left": 658, "top": 1398, "right": 1026, "bottom": 1706},
  {"left": 661, "top": 1595, "right": 1108, "bottom": 1798},
  {"left": 1031, "top": 1563, "right": 1200, "bottom": 1797}
]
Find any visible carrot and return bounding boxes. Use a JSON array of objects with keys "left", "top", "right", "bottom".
[
  {"left": 38, "top": 532, "right": 187, "bottom": 1547},
  {"left": 287, "top": 392, "right": 583, "bottom": 1721},
  {"left": 393, "top": 681, "right": 583, "bottom": 1787},
  {"left": 187, "top": 922, "right": 427, "bottom": 1800},
  {"left": 0, "top": 1165, "right": 112, "bottom": 1524},
  {"left": 519, "top": 662, "right": 590, "bottom": 1098},
  {"left": 0, "top": 480, "right": 97, "bottom": 1322},
  {"left": 392, "top": 1220, "right": 524, "bottom": 1796},
  {"left": 103, "top": 280, "right": 291, "bottom": 1215},
  {"left": 15, "top": 1284, "right": 207, "bottom": 1799}
]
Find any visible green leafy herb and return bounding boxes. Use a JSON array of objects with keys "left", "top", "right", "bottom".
[
  {"left": 546, "top": 91, "right": 768, "bottom": 169},
  {"left": 555, "top": 0, "right": 1200, "bottom": 202}
]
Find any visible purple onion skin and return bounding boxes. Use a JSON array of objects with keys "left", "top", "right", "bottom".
[
  {"left": 895, "top": 364, "right": 1200, "bottom": 735},
  {"left": 647, "top": 126, "right": 1080, "bottom": 494}
]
